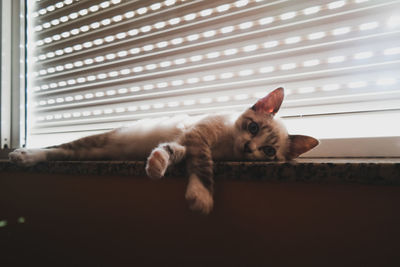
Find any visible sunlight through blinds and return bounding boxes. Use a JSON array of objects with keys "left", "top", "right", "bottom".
[{"left": 27, "top": 0, "right": 400, "bottom": 145}]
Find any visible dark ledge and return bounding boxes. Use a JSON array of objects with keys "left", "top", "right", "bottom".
[{"left": 1, "top": 158, "right": 400, "bottom": 185}]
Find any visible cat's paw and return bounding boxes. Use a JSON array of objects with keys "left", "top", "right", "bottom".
[
  {"left": 145, "top": 148, "right": 169, "bottom": 179},
  {"left": 8, "top": 148, "right": 46, "bottom": 167},
  {"left": 185, "top": 175, "right": 214, "bottom": 214}
]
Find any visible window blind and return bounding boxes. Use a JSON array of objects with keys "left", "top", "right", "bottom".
[{"left": 27, "top": 0, "right": 400, "bottom": 146}]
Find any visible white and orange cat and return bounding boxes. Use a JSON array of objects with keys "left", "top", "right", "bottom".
[{"left": 9, "top": 87, "right": 318, "bottom": 214}]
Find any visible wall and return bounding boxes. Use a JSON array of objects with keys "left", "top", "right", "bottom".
[{"left": 1, "top": 172, "right": 400, "bottom": 266}]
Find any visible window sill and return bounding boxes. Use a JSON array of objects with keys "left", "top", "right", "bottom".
[{"left": 0, "top": 158, "right": 399, "bottom": 185}]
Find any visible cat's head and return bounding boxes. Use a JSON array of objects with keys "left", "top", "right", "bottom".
[{"left": 233, "top": 87, "right": 319, "bottom": 161}]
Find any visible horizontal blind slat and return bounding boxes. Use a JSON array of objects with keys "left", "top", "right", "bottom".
[
  {"left": 32, "top": 0, "right": 286, "bottom": 63},
  {"left": 27, "top": 0, "right": 400, "bottom": 141},
  {"left": 34, "top": 0, "right": 206, "bottom": 48},
  {"left": 32, "top": 30, "right": 400, "bottom": 97},
  {"left": 32, "top": 0, "right": 399, "bottom": 82}
]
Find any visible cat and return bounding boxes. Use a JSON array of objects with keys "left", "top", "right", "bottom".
[{"left": 9, "top": 87, "right": 319, "bottom": 214}]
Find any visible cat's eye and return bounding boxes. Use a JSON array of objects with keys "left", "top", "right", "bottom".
[
  {"left": 248, "top": 121, "right": 259, "bottom": 135},
  {"left": 261, "top": 146, "right": 276, "bottom": 157}
]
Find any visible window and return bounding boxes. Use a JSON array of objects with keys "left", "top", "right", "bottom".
[{"left": 8, "top": 0, "right": 400, "bottom": 156}]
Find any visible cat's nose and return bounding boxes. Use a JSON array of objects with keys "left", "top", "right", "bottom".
[{"left": 244, "top": 141, "right": 252, "bottom": 153}]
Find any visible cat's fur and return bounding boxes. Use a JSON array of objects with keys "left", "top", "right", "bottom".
[{"left": 9, "top": 87, "right": 319, "bottom": 214}]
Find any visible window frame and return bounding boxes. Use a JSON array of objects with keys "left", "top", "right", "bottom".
[
  {"left": 0, "top": 0, "right": 26, "bottom": 149},
  {"left": 1, "top": 0, "right": 399, "bottom": 157}
]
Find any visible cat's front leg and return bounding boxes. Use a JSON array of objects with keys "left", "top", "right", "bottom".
[
  {"left": 185, "top": 174, "right": 214, "bottom": 214},
  {"left": 145, "top": 142, "right": 186, "bottom": 179},
  {"left": 183, "top": 141, "right": 215, "bottom": 214}
]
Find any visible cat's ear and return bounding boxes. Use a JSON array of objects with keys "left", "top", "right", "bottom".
[
  {"left": 286, "top": 135, "right": 319, "bottom": 159},
  {"left": 252, "top": 87, "right": 284, "bottom": 115}
]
